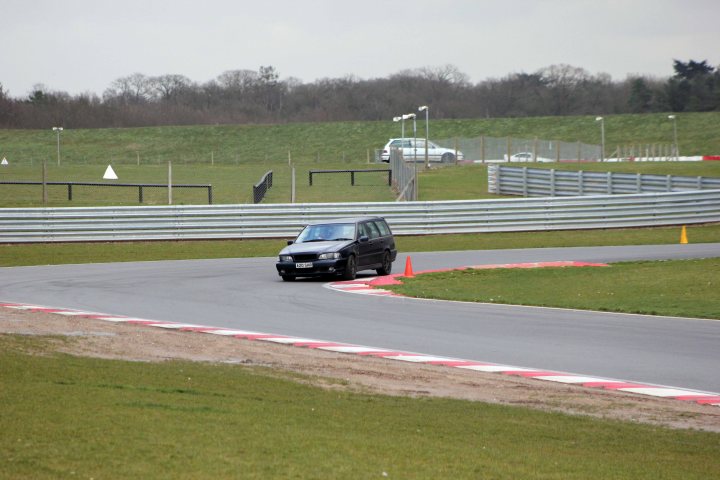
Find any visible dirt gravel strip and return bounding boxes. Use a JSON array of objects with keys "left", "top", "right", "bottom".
[{"left": 0, "top": 302, "right": 720, "bottom": 424}]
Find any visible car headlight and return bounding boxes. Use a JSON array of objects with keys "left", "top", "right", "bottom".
[
  {"left": 279, "top": 255, "right": 293, "bottom": 262},
  {"left": 318, "top": 252, "right": 341, "bottom": 260}
]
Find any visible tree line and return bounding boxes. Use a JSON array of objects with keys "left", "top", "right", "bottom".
[{"left": 0, "top": 60, "right": 717, "bottom": 129}]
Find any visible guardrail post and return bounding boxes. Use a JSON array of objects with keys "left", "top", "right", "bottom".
[
  {"left": 578, "top": 171, "right": 584, "bottom": 196},
  {"left": 550, "top": 169, "right": 555, "bottom": 197},
  {"left": 607, "top": 172, "right": 613, "bottom": 194},
  {"left": 666, "top": 175, "right": 672, "bottom": 192}
]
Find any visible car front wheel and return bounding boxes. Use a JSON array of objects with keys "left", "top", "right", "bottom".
[
  {"left": 342, "top": 255, "right": 357, "bottom": 280},
  {"left": 441, "top": 152, "right": 455, "bottom": 163}
]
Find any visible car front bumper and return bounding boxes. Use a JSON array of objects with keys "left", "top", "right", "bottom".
[{"left": 276, "top": 258, "right": 348, "bottom": 278}]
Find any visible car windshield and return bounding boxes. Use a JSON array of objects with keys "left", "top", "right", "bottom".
[{"left": 296, "top": 223, "right": 356, "bottom": 243}]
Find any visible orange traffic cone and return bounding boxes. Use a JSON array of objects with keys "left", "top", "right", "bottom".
[
  {"left": 680, "top": 225, "right": 688, "bottom": 244},
  {"left": 404, "top": 256, "right": 415, "bottom": 278}
]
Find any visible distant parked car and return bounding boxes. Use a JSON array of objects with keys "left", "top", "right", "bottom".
[
  {"left": 276, "top": 216, "right": 397, "bottom": 281},
  {"left": 506, "top": 152, "right": 554, "bottom": 163},
  {"left": 381, "top": 138, "right": 464, "bottom": 163}
]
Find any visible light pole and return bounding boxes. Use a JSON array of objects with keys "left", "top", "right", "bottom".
[
  {"left": 595, "top": 117, "right": 605, "bottom": 162},
  {"left": 668, "top": 115, "right": 678, "bottom": 160},
  {"left": 392, "top": 116, "right": 405, "bottom": 164},
  {"left": 403, "top": 113, "right": 418, "bottom": 200},
  {"left": 393, "top": 116, "right": 406, "bottom": 143},
  {"left": 418, "top": 105, "right": 429, "bottom": 168},
  {"left": 52, "top": 127, "right": 63, "bottom": 166}
]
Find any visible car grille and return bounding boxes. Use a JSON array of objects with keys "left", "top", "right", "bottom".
[{"left": 292, "top": 254, "right": 318, "bottom": 262}]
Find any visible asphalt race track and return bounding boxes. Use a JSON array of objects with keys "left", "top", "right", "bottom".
[{"left": 2, "top": 243, "right": 719, "bottom": 393}]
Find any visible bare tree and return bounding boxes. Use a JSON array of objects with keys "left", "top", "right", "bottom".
[
  {"left": 150, "top": 74, "right": 193, "bottom": 101},
  {"left": 104, "top": 73, "right": 153, "bottom": 104}
]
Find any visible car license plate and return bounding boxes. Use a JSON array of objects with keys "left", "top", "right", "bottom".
[{"left": 295, "top": 262, "right": 313, "bottom": 268}]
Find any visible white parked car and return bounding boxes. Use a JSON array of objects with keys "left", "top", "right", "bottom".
[
  {"left": 381, "top": 138, "right": 464, "bottom": 163},
  {"left": 506, "top": 152, "right": 554, "bottom": 163}
]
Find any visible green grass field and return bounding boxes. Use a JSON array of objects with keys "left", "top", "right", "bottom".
[
  {"left": 1, "top": 112, "right": 718, "bottom": 167},
  {"left": 2, "top": 156, "right": 719, "bottom": 207},
  {"left": 2, "top": 334, "right": 719, "bottom": 479},
  {"left": 1, "top": 111, "right": 719, "bottom": 207},
  {"left": 386, "top": 258, "right": 720, "bottom": 319},
  {"left": 0, "top": 163, "right": 396, "bottom": 206}
]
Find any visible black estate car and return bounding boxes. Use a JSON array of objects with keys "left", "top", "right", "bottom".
[{"left": 276, "top": 217, "right": 397, "bottom": 281}]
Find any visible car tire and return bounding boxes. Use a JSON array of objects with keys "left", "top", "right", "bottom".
[
  {"left": 281, "top": 275, "right": 295, "bottom": 282},
  {"left": 342, "top": 255, "right": 357, "bottom": 280},
  {"left": 441, "top": 152, "right": 455, "bottom": 163},
  {"left": 376, "top": 251, "right": 392, "bottom": 276}
]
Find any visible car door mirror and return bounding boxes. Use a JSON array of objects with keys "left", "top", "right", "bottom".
[
  {"left": 287, "top": 240, "right": 294, "bottom": 245},
  {"left": 359, "top": 235, "right": 369, "bottom": 243}
]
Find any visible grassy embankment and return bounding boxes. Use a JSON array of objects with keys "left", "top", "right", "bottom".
[
  {"left": 1, "top": 111, "right": 719, "bottom": 206},
  {"left": 2, "top": 334, "right": 719, "bottom": 479}
]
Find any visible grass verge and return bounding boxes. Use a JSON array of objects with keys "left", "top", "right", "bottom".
[
  {"left": 1, "top": 334, "right": 718, "bottom": 479},
  {"left": 385, "top": 258, "right": 720, "bottom": 319},
  {"left": 1, "top": 224, "right": 718, "bottom": 267}
]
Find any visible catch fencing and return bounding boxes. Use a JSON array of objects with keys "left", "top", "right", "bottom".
[
  {"left": 433, "top": 135, "right": 601, "bottom": 163},
  {"left": 489, "top": 165, "right": 720, "bottom": 197},
  {"left": 389, "top": 150, "right": 417, "bottom": 201},
  {"left": 1, "top": 190, "right": 718, "bottom": 243}
]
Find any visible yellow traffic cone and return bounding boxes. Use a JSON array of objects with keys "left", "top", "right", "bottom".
[{"left": 680, "top": 226, "right": 688, "bottom": 244}]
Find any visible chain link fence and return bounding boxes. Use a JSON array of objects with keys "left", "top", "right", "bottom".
[
  {"left": 375, "top": 135, "right": 601, "bottom": 163},
  {"left": 389, "top": 150, "right": 417, "bottom": 201},
  {"left": 432, "top": 136, "right": 601, "bottom": 163}
]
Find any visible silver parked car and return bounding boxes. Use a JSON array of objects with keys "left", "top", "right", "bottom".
[{"left": 381, "top": 138, "right": 463, "bottom": 163}]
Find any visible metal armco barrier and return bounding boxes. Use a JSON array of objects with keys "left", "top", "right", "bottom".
[
  {"left": 1, "top": 190, "right": 719, "bottom": 243},
  {"left": 488, "top": 165, "right": 720, "bottom": 197}
]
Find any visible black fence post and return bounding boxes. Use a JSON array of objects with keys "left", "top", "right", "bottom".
[{"left": 68, "top": 184, "right": 72, "bottom": 201}]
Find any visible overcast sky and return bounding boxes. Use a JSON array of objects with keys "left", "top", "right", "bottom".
[{"left": 2, "top": 0, "right": 718, "bottom": 97}]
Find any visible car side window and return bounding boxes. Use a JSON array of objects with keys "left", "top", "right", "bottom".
[
  {"left": 374, "top": 220, "right": 390, "bottom": 237},
  {"left": 365, "top": 222, "right": 380, "bottom": 239}
]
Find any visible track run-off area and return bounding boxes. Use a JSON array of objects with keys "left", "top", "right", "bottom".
[{"left": 2, "top": 243, "right": 719, "bottom": 405}]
